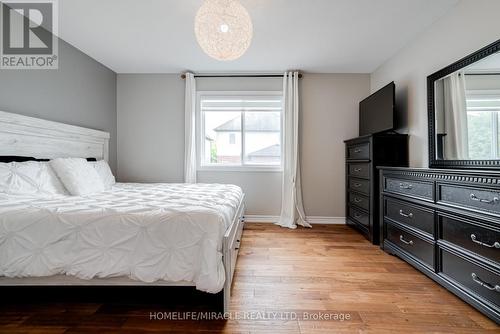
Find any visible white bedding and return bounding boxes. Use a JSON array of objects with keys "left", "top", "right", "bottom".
[{"left": 0, "top": 183, "right": 243, "bottom": 293}]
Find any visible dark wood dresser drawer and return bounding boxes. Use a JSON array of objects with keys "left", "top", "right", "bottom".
[
  {"left": 386, "top": 222, "right": 434, "bottom": 268},
  {"left": 384, "top": 198, "right": 434, "bottom": 237},
  {"left": 384, "top": 177, "right": 434, "bottom": 201},
  {"left": 348, "top": 163, "right": 370, "bottom": 179},
  {"left": 380, "top": 167, "right": 500, "bottom": 323},
  {"left": 347, "top": 142, "right": 370, "bottom": 160},
  {"left": 346, "top": 135, "right": 408, "bottom": 246},
  {"left": 349, "top": 206, "right": 369, "bottom": 228},
  {"left": 439, "top": 214, "right": 500, "bottom": 264},
  {"left": 349, "top": 192, "right": 369, "bottom": 211},
  {"left": 441, "top": 249, "right": 500, "bottom": 310},
  {"left": 349, "top": 177, "right": 369, "bottom": 196},
  {"left": 438, "top": 184, "right": 500, "bottom": 216}
]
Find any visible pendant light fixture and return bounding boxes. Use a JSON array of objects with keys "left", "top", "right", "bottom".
[{"left": 194, "top": 0, "right": 253, "bottom": 61}]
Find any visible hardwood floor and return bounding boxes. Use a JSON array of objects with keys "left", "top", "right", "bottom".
[{"left": 0, "top": 223, "right": 497, "bottom": 333}]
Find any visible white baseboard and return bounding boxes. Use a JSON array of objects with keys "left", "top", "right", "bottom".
[
  {"left": 244, "top": 215, "right": 280, "bottom": 223},
  {"left": 244, "top": 215, "right": 346, "bottom": 225},
  {"left": 306, "top": 216, "right": 346, "bottom": 225}
]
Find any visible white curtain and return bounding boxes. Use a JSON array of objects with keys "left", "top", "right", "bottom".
[
  {"left": 443, "top": 71, "right": 469, "bottom": 160},
  {"left": 184, "top": 73, "right": 197, "bottom": 183},
  {"left": 276, "top": 72, "right": 311, "bottom": 229}
]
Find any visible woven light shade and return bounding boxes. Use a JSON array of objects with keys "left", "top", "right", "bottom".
[{"left": 195, "top": 0, "right": 253, "bottom": 61}]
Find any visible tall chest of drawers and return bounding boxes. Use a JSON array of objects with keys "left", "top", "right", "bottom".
[
  {"left": 380, "top": 167, "right": 500, "bottom": 324},
  {"left": 344, "top": 133, "right": 408, "bottom": 244}
]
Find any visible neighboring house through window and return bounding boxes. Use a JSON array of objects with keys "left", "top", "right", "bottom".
[{"left": 198, "top": 92, "right": 283, "bottom": 170}]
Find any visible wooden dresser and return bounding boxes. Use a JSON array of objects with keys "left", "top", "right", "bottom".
[
  {"left": 379, "top": 167, "right": 500, "bottom": 323},
  {"left": 344, "top": 133, "right": 408, "bottom": 244}
]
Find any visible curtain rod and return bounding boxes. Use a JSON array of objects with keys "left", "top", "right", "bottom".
[{"left": 181, "top": 73, "right": 302, "bottom": 79}]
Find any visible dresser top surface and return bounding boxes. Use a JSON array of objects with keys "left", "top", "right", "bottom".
[
  {"left": 344, "top": 133, "right": 408, "bottom": 144},
  {"left": 378, "top": 166, "right": 500, "bottom": 177}
]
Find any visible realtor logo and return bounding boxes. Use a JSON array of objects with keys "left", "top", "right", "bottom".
[{"left": 0, "top": 0, "right": 58, "bottom": 69}]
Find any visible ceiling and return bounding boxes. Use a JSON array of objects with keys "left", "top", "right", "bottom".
[{"left": 58, "top": 0, "right": 459, "bottom": 74}]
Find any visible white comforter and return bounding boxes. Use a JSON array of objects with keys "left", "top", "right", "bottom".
[{"left": 0, "top": 183, "right": 243, "bottom": 293}]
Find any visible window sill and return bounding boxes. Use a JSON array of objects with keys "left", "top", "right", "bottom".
[{"left": 198, "top": 166, "right": 283, "bottom": 173}]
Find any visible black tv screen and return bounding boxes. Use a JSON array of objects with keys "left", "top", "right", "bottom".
[{"left": 359, "top": 82, "right": 395, "bottom": 136}]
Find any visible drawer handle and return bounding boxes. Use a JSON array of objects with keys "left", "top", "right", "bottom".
[
  {"left": 399, "top": 210, "right": 413, "bottom": 218},
  {"left": 235, "top": 247, "right": 239, "bottom": 250},
  {"left": 470, "top": 193, "right": 499, "bottom": 205},
  {"left": 399, "top": 183, "right": 413, "bottom": 190},
  {"left": 354, "top": 212, "right": 363, "bottom": 218},
  {"left": 470, "top": 234, "right": 500, "bottom": 249},
  {"left": 354, "top": 149, "right": 362, "bottom": 153},
  {"left": 354, "top": 197, "right": 362, "bottom": 203},
  {"left": 354, "top": 168, "right": 362, "bottom": 172},
  {"left": 471, "top": 273, "right": 500, "bottom": 292},
  {"left": 353, "top": 183, "right": 362, "bottom": 188},
  {"left": 236, "top": 239, "right": 240, "bottom": 243},
  {"left": 399, "top": 235, "right": 414, "bottom": 246}
]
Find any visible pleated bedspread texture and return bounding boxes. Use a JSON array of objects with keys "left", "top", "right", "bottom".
[{"left": 0, "top": 183, "right": 243, "bottom": 293}]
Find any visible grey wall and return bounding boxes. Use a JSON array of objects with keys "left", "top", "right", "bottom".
[
  {"left": 370, "top": 0, "right": 500, "bottom": 167},
  {"left": 117, "top": 73, "right": 369, "bottom": 217},
  {"left": 117, "top": 74, "right": 185, "bottom": 183},
  {"left": 0, "top": 39, "right": 117, "bottom": 170},
  {"left": 301, "top": 74, "right": 370, "bottom": 217},
  {"left": 465, "top": 74, "right": 500, "bottom": 90}
]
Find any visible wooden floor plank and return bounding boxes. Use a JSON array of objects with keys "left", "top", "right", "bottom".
[{"left": 0, "top": 223, "right": 497, "bottom": 333}]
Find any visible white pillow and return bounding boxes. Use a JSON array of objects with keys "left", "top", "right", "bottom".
[
  {"left": 90, "top": 160, "right": 115, "bottom": 190},
  {"left": 0, "top": 161, "right": 68, "bottom": 196},
  {"left": 50, "top": 158, "right": 105, "bottom": 196}
]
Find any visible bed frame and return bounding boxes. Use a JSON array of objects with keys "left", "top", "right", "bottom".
[{"left": 0, "top": 110, "right": 245, "bottom": 312}]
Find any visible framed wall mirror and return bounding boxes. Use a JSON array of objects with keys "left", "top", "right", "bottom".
[{"left": 428, "top": 39, "right": 500, "bottom": 169}]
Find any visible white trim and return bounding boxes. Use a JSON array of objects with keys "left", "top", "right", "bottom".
[
  {"left": 466, "top": 89, "right": 500, "bottom": 159},
  {"left": 492, "top": 111, "right": 499, "bottom": 159},
  {"left": 244, "top": 215, "right": 346, "bottom": 225},
  {"left": 0, "top": 110, "right": 110, "bottom": 161},
  {"left": 244, "top": 215, "right": 280, "bottom": 223},
  {"left": 306, "top": 216, "right": 346, "bottom": 225},
  {"left": 466, "top": 89, "right": 500, "bottom": 96},
  {"left": 198, "top": 166, "right": 283, "bottom": 173},
  {"left": 197, "top": 91, "right": 284, "bottom": 96}
]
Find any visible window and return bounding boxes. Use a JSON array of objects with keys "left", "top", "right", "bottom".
[
  {"left": 229, "top": 133, "right": 236, "bottom": 145},
  {"left": 466, "top": 90, "right": 500, "bottom": 159},
  {"left": 198, "top": 92, "right": 283, "bottom": 170}
]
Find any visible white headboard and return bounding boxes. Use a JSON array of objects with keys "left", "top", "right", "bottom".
[{"left": 0, "top": 110, "right": 110, "bottom": 161}]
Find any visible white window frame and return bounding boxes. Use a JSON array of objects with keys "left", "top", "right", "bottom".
[
  {"left": 466, "top": 89, "right": 500, "bottom": 159},
  {"left": 196, "top": 91, "right": 284, "bottom": 172}
]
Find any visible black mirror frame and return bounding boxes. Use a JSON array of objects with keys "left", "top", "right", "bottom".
[{"left": 428, "top": 38, "right": 500, "bottom": 170}]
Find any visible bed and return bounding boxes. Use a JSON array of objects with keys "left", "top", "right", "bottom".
[{"left": 0, "top": 110, "right": 245, "bottom": 312}]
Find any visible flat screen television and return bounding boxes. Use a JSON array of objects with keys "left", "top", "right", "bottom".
[{"left": 359, "top": 82, "right": 395, "bottom": 136}]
